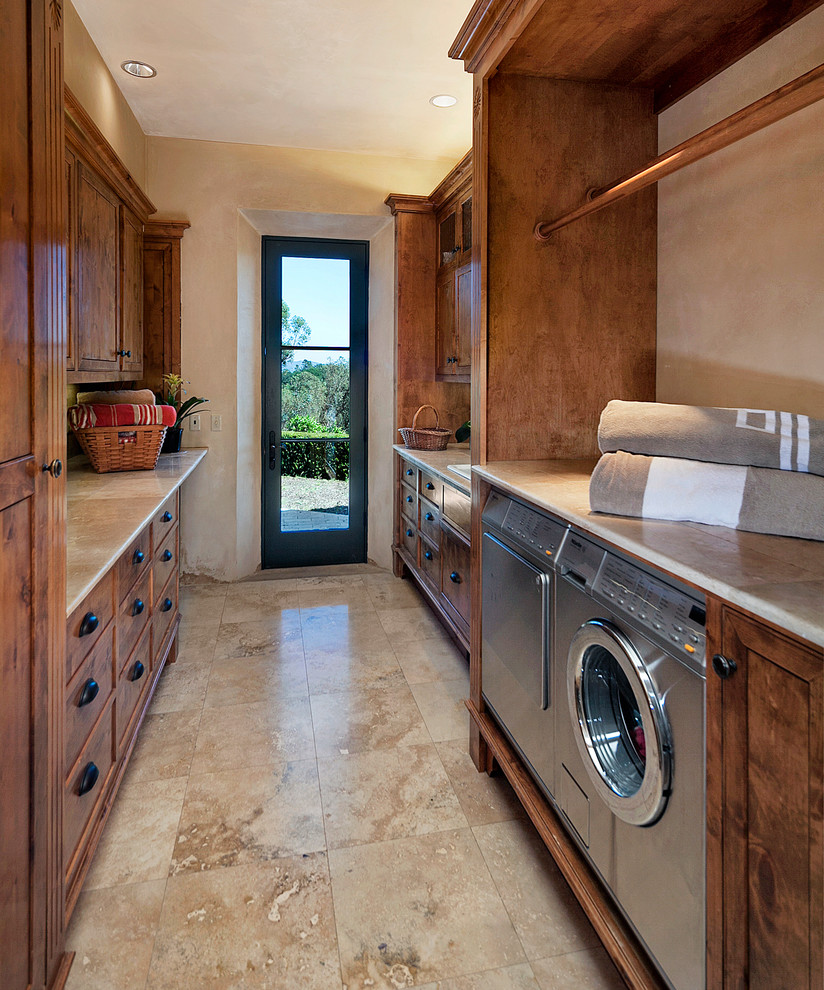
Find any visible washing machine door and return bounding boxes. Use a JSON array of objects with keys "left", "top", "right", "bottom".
[{"left": 567, "top": 619, "right": 672, "bottom": 826}]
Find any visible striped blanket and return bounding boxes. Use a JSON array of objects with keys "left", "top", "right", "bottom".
[{"left": 68, "top": 403, "right": 177, "bottom": 430}]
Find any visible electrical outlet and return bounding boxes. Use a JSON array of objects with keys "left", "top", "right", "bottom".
[
  {"left": 211, "top": 414, "right": 222, "bottom": 432},
  {"left": 189, "top": 414, "right": 201, "bottom": 432}
]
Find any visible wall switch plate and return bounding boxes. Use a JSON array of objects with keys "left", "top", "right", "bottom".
[
  {"left": 189, "top": 414, "right": 201, "bottom": 432},
  {"left": 211, "top": 414, "right": 222, "bottom": 432}
]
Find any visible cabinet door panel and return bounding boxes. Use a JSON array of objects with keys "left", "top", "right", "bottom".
[
  {"left": 454, "top": 263, "right": 472, "bottom": 378},
  {"left": 66, "top": 148, "right": 76, "bottom": 370},
  {"left": 436, "top": 271, "right": 456, "bottom": 377},
  {"left": 120, "top": 206, "right": 144, "bottom": 375}
]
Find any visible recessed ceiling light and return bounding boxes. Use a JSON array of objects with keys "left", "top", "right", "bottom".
[
  {"left": 121, "top": 60, "right": 156, "bottom": 78},
  {"left": 430, "top": 94, "right": 458, "bottom": 108}
]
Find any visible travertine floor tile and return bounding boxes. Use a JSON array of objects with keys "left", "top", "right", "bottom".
[
  {"left": 301, "top": 606, "right": 393, "bottom": 653},
  {"left": 297, "top": 584, "right": 376, "bottom": 611},
  {"left": 395, "top": 636, "right": 469, "bottom": 684},
  {"left": 171, "top": 760, "right": 325, "bottom": 875},
  {"left": 329, "top": 829, "right": 525, "bottom": 988},
  {"left": 305, "top": 647, "right": 402, "bottom": 695},
  {"left": 222, "top": 580, "right": 302, "bottom": 620},
  {"left": 317, "top": 744, "right": 467, "bottom": 848},
  {"left": 174, "top": 618, "right": 220, "bottom": 664},
  {"left": 409, "top": 677, "right": 470, "bottom": 742},
  {"left": 214, "top": 612, "right": 303, "bottom": 661},
  {"left": 436, "top": 740, "right": 528, "bottom": 827},
  {"left": 178, "top": 585, "right": 227, "bottom": 626},
  {"left": 124, "top": 708, "right": 202, "bottom": 783},
  {"left": 378, "top": 605, "right": 446, "bottom": 641},
  {"left": 473, "top": 820, "right": 601, "bottom": 961},
  {"left": 205, "top": 650, "right": 309, "bottom": 708},
  {"left": 83, "top": 778, "right": 187, "bottom": 890},
  {"left": 531, "top": 947, "right": 625, "bottom": 989},
  {"left": 65, "top": 879, "right": 166, "bottom": 990},
  {"left": 363, "top": 572, "right": 426, "bottom": 610},
  {"left": 416, "top": 962, "right": 542, "bottom": 990},
  {"left": 147, "top": 856, "right": 340, "bottom": 990},
  {"left": 150, "top": 660, "right": 212, "bottom": 713}
]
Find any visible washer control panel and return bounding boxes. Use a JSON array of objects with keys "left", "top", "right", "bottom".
[{"left": 488, "top": 494, "right": 568, "bottom": 561}]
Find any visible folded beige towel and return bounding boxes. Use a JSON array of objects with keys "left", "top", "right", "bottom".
[
  {"left": 590, "top": 451, "right": 824, "bottom": 541},
  {"left": 76, "top": 388, "right": 156, "bottom": 405},
  {"left": 599, "top": 400, "right": 824, "bottom": 477}
]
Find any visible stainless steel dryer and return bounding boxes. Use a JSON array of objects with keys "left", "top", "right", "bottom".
[{"left": 554, "top": 528, "right": 706, "bottom": 990}]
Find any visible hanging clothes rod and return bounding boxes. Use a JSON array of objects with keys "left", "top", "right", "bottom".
[{"left": 534, "top": 61, "right": 824, "bottom": 242}]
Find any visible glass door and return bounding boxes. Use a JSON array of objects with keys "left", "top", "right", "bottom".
[{"left": 262, "top": 237, "right": 368, "bottom": 568}]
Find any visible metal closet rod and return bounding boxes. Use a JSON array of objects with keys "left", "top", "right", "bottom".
[{"left": 533, "top": 60, "right": 824, "bottom": 242}]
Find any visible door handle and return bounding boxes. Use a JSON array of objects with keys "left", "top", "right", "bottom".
[{"left": 268, "top": 431, "right": 279, "bottom": 471}]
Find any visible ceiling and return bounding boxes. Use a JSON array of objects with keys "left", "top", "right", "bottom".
[{"left": 72, "top": 0, "right": 475, "bottom": 162}]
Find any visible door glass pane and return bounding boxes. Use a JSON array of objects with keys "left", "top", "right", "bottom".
[{"left": 282, "top": 257, "right": 350, "bottom": 348}]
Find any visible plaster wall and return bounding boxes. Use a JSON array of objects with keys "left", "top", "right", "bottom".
[{"left": 657, "top": 6, "right": 824, "bottom": 416}]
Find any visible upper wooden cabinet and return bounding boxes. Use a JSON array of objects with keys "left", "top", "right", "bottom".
[{"left": 65, "top": 88, "right": 155, "bottom": 384}]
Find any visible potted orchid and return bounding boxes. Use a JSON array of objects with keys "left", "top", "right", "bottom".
[{"left": 159, "top": 373, "right": 209, "bottom": 453}]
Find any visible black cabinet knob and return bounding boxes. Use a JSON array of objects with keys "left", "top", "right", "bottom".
[
  {"left": 132, "top": 598, "right": 144, "bottom": 616},
  {"left": 405, "top": 468, "right": 413, "bottom": 476},
  {"left": 406, "top": 495, "right": 413, "bottom": 503},
  {"left": 425, "top": 512, "right": 434, "bottom": 521},
  {"left": 449, "top": 571, "right": 462, "bottom": 584},
  {"left": 79, "top": 612, "right": 99, "bottom": 637},
  {"left": 130, "top": 660, "right": 145, "bottom": 682},
  {"left": 161, "top": 598, "right": 173, "bottom": 613},
  {"left": 42, "top": 458, "right": 63, "bottom": 478},
  {"left": 162, "top": 549, "right": 173, "bottom": 562},
  {"left": 78, "top": 762, "right": 99, "bottom": 796},
  {"left": 117, "top": 349, "right": 132, "bottom": 358},
  {"left": 406, "top": 529, "right": 413, "bottom": 538},
  {"left": 425, "top": 482, "right": 435, "bottom": 490},
  {"left": 424, "top": 550, "right": 433, "bottom": 560},
  {"left": 162, "top": 511, "right": 173, "bottom": 523},
  {"left": 712, "top": 654, "right": 737, "bottom": 679},
  {"left": 78, "top": 678, "right": 100, "bottom": 708},
  {"left": 133, "top": 549, "right": 144, "bottom": 565}
]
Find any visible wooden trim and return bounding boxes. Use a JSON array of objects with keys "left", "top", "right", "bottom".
[
  {"left": 64, "top": 86, "right": 155, "bottom": 221},
  {"left": 469, "top": 474, "right": 491, "bottom": 770},
  {"left": 705, "top": 595, "right": 724, "bottom": 990},
  {"left": 430, "top": 150, "right": 473, "bottom": 209},
  {"left": 470, "top": 75, "right": 487, "bottom": 467},
  {"left": 48, "top": 951, "right": 75, "bottom": 990},
  {"left": 535, "top": 60, "right": 824, "bottom": 241},
  {"left": 448, "top": 0, "right": 545, "bottom": 76},
  {"left": 143, "top": 219, "right": 190, "bottom": 240},
  {"left": 384, "top": 194, "right": 434, "bottom": 215}
]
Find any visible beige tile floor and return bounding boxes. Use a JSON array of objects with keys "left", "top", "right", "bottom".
[{"left": 65, "top": 570, "right": 626, "bottom": 990}]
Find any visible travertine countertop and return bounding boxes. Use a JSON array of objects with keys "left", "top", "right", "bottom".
[
  {"left": 66, "top": 449, "right": 207, "bottom": 616},
  {"left": 393, "top": 443, "right": 471, "bottom": 493},
  {"left": 474, "top": 459, "right": 824, "bottom": 650}
]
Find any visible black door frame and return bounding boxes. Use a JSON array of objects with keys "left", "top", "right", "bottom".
[{"left": 261, "top": 236, "right": 368, "bottom": 569}]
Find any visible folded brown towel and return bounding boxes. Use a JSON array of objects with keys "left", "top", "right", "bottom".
[
  {"left": 599, "top": 400, "right": 824, "bottom": 477},
  {"left": 590, "top": 451, "right": 824, "bottom": 541},
  {"left": 76, "top": 388, "right": 156, "bottom": 405}
]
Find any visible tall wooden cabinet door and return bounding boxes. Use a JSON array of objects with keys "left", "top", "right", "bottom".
[
  {"left": 120, "top": 206, "right": 144, "bottom": 376},
  {"left": 435, "top": 269, "right": 456, "bottom": 377},
  {"left": 708, "top": 603, "right": 824, "bottom": 989},
  {"left": 75, "top": 162, "right": 120, "bottom": 372},
  {"left": 65, "top": 148, "right": 76, "bottom": 371},
  {"left": 454, "top": 263, "right": 472, "bottom": 379}
]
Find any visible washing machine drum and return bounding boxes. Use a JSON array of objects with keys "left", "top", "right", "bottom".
[{"left": 568, "top": 619, "right": 672, "bottom": 827}]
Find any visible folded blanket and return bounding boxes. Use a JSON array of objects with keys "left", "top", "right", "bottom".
[
  {"left": 68, "top": 404, "right": 176, "bottom": 430},
  {"left": 590, "top": 451, "right": 824, "bottom": 542},
  {"left": 76, "top": 388, "right": 156, "bottom": 405},
  {"left": 598, "top": 400, "right": 824, "bottom": 477}
]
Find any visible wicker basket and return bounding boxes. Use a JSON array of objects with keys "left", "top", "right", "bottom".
[
  {"left": 71, "top": 423, "right": 168, "bottom": 474},
  {"left": 398, "top": 405, "right": 451, "bottom": 451}
]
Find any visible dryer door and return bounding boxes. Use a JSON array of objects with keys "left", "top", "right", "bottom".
[{"left": 567, "top": 619, "right": 671, "bottom": 826}]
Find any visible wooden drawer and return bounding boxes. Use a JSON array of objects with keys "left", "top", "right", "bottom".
[
  {"left": 67, "top": 569, "right": 115, "bottom": 684},
  {"left": 116, "top": 523, "right": 152, "bottom": 603},
  {"left": 153, "top": 525, "right": 178, "bottom": 602},
  {"left": 64, "top": 699, "right": 115, "bottom": 872},
  {"left": 420, "top": 537, "right": 440, "bottom": 590},
  {"left": 419, "top": 502, "right": 440, "bottom": 547},
  {"left": 116, "top": 566, "right": 152, "bottom": 666},
  {"left": 400, "top": 482, "right": 417, "bottom": 522},
  {"left": 441, "top": 530, "right": 471, "bottom": 624},
  {"left": 419, "top": 469, "right": 442, "bottom": 507},
  {"left": 443, "top": 485, "right": 471, "bottom": 537},
  {"left": 152, "top": 491, "right": 179, "bottom": 550},
  {"left": 401, "top": 520, "right": 417, "bottom": 560},
  {"left": 153, "top": 570, "right": 178, "bottom": 664},
  {"left": 399, "top": 458, "right": 417, "bottom": 485},
  {"left": 117, "top": 623, "right": 152, "bottom": 747},
  {"left": 65, "top": 626, "right": 115, "bottom": 772}
]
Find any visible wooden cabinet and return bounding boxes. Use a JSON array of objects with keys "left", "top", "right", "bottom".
[
  {"left": 434, "top": 171, "right": 472, "bottom": 384},
  {"left": 120, "top": 206, "right": 145, "bottom": 376},
  {"left": 707, "top": 601, "right": 824, "bottom": 989}
]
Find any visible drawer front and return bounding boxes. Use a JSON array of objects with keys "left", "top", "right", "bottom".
[
  {"left": 400, "top": 482, "right": 417, "bottom": 522},
  {"left": 64, "top": 699, "right": 115, "bottom": 872},
  {"left": 441, "top": 531, "right": 471, "bottom": 623},
  {"left": 152, "top": 491, "right": 179, "bottom": 551},
  {"left": 419, "top": 503, "right": 440, "bottom": 547},
  {"left": 153, "top": 525, "right": 179, "bottom": 602},
  {"left": 117, "top": 523, "right": 152, "bottom": 603},
  {"left": 420, "top": 537, "right": 440, "bottom": 590},
  {"left": 117, "top": 566, "right": 152, "bottom": 666},
  {"left": 153, "top": 570, "right": 178, "bottom": 665},
  {"left": 419, "top": 469, "right": 442, "bottom": 507},
  {"left": 401, "top": 520, "right": 417, "bottom": 560},
  {"left": 443, "top": 485, "right": 471, "bottom": 537},
  {"left": 65, "top": 626, "right": 115, "bottom": 771},
  {"left": 117, "top": 623, "right": 152, "bottom": 747},
  {"left": 67, "top": 569, "right": 115, "bottom": 684},
  {"left": 399, "top": 458, "right": 417, "bottom": 486}
]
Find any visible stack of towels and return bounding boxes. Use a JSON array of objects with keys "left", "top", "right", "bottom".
[
  {"left": 68, "top": 388, "right": 177, "bottom": 431},
  {"left": 589, "top": 400, "right": 824, "bottom": 542}
]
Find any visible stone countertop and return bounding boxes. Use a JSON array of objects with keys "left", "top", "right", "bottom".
[
  {"left": 66, "top": 449, "right": 208, "bottom": 616},
  {"left": 393, "top": 443, "right": 471, "bottom": 493},
  {"left": 474, "top": 458, "right": 824, "bottom": 651}
]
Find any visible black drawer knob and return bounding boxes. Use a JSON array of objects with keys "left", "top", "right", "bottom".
[
  {"left": 712, "top": 654, "right": 737, "bottom": 679},
  {"left": 162, "top": 510, "right": 173, "bottom": 523},
  {"left": 117, "top": 349, "right": 132, "bottom": 358},
  {"left": 78, "top": 678, "right": 100, "bottom": 708},
  {"left": 78, "top": 762, "right": 99, "bottom": 796},
  {"left": 162, "top": 549, "right": 173, "bottom": 562},
  {"left": 425, "top": 512, "right": 434, "bottom": 521},
  {"left": 133, "top": 549, "right": 145, "bottom": 565},
  {"left": 405, "top": 468, "right": 413, "bottom": 476},
  {"left": 424, "top": 550, "right": 433, "bottom": 560},
  {"left": 161, "top": 597, "right": 173, "bottom": 613},
  {"left": 132, "top": 598, "right": 144, "bottom": 616},
  {"left": 406, "top": 528, "right": 413, "bottom": 538},
  {"left": 43, "top": 458, "right": 63, "bottom": 478},
  {"left": 449, "top": 571, "right": 462, "bottom": 584},
  {"left": 130, "top": 660, "right": 145, "bottom": 682},
  {"left": 425, "top": 482, "right": 435, "bottom": 490},
  {"left": 79, "top": 612, "right": 99, "bottom": 637},
  {"left": 406, "top": 495, "right": 413, "bottom": 503}
]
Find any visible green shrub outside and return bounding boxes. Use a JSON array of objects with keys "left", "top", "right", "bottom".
[{"left": 281, "top": 426, "right": 350, "bottom": 481}]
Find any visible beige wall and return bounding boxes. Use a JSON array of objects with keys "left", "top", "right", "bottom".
[
  {"left": 64, "top": 0, "right": 147, "bottom": 188},
  {"left": 657, "top": 6, "right": 824, "bottom": 416},
  {"left": 147, "top": 137, "right": 452, "bottom": 580}
]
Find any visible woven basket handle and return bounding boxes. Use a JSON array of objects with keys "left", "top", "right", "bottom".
[{"left": 412, "top": 404, "right": 440, "bottom": 430}]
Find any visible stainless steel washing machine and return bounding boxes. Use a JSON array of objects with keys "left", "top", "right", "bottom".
[{"left": 554, "top": 528, "right": 706, "bottom": 990}]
